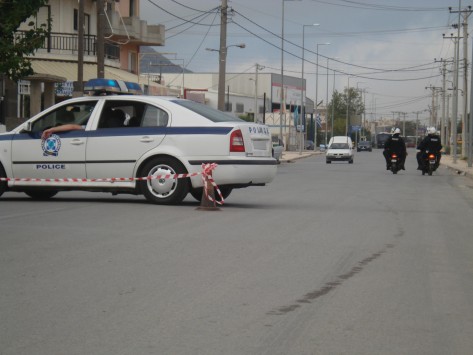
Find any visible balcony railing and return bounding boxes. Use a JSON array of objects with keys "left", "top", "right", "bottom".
[{"left": 16, "top": 31, "right": 120, "bottom": 60}]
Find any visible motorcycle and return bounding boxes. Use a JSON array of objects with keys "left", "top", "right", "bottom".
[
  {"left": 422, "top": 151, "right": 438, "bottom": 176},
  {"left": 390, "top": 153, "right": 401, "bottom": 174}
]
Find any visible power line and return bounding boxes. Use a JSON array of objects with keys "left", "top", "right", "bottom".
[
  {"left": 310, "top": 0, "right": 446, "bottom": 12},
  {"left": 232, "top": 9, "right": 442, "bottom": 74},
  {"left": 145, "top": 0, "right": 220, "bottom": 26}
]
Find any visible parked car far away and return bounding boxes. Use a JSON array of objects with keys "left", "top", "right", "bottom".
[
  {"left": 357, "top": 140, "right": 372, "bottom": 152},
  {"left": 326, "top": 136, "right": 354, "bottom": 164},
  {"left": 305, "top": 140, "right": 314, "bottom": 150}
]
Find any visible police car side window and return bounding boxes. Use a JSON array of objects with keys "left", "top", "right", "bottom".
[
  {"left": 142, "top": 105, "right": 168, "bottom": 127},
  {"left": 32, "top": 101, "right": 97, "bottom": 132}
]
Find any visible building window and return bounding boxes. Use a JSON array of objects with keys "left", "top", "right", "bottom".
[
  {"left": 129, "top": 52, "right": 137, "bottom": 74},
  {"left": 130, "top": 0, "right": 136, "bottom": 16},
  {"left": 74, "top": 9, "right": 78, "bottom": 31},
  {"left": 235, "top": 103, "right": 244, "bottom": 113}
]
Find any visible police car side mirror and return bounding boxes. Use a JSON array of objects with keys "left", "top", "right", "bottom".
[{"left": 22, "top": 121, "right": 33, "bottom": 133}]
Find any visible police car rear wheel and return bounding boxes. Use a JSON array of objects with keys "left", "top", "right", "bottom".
[
  {"left": 24, "top": 190, "right": 58, "bottom": 200},
  {"left": 140, "top": 157, "right": 189, "bottom": 205}
]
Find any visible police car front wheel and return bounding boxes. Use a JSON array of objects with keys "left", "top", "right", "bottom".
[{"left": 139, "top": 157, "right": 190, "bottom": 205}]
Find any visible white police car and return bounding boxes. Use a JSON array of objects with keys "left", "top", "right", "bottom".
[{"left": 0, "top": 79, "right": 277, "bottom": 204}]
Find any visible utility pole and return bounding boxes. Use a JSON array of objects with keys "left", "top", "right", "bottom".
[
  {"left": 425, "top": 85, "right": 442, "bottom": 127},
  {"left": 435, "top": 58, "right": 452, "bottom": 146},
  {"left": 450, "top": 4, "right": 472, "bottom": 158},
  {"left": 73, "top": 0, "right": 85, "bottom": 97},
  {"left": 448, "top": 2, "right": 464, "bottom": 163},
  {"left": 96, "top": 0, "right": 105, "bottom": 78},
  {"left": 217, "top": 0, "right": 228, "bottom": 111}
]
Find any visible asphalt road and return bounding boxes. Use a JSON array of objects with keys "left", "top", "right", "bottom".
[{"left": 1, "top": 149, "right": 473, "bottom": 355}]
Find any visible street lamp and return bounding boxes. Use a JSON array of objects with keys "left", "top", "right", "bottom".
[
  {"left": 300, "top": 23, "right": 320, "bottom": 154},
  {"left": 346, "top": 76, "right": 352, "bottom": 136},
  {"left": 250, "top": 64, "right": 265, "bottom": 123},
  {"left": 356, "top": 81, "right": 367, "bottom": 140},
  {"left": 281, "top": 0, "right": 302, "bottom": 146},
  {"left": 328, "top": 56, "right": 340, "bottom": 141},
  {"left": 206, "top": 43, "right": 245, "bottom": 111},
  {"left": 315, "top": 42, "right": 330, "bottom": 147}
]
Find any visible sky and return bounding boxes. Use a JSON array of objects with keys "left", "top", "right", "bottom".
[{"left": 140, "top": 0, "right": 473, "bottom": 124}]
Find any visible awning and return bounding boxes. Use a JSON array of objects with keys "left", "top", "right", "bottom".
[{"left": 29, "top": 59, "right": 169, "bottom": 94}]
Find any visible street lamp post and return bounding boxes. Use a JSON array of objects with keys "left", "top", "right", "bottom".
[
  {"left": 346, "top": 76, "right": 351, "bottom": 136},
  {"left": 356, "top": 81, "right": 366, "bottom": 141},
  {"left": 206, "top": 44, "right": 245, "bottom": 111},
  {"left": 301, "top": 24, "right": 319, "bottom": 154},
  {"left": 315, "top": 42, "right": 330, "bottom": 148},
  {"left": 281, "top": 0, "right": 301, "bottom": 147},
  {"left": 252, "top": 63, "right": 264, "bottom": 122},
  {"left": 328, "top": 56, "right": 340, "bottom": 141}
]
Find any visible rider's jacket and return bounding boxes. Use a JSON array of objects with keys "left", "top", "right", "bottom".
[
  {"left": 385, "top": 134, "right": 406, "bottom": 155},
  {"left": 417, "top": 134, "right": 442, "bottom": 153}
]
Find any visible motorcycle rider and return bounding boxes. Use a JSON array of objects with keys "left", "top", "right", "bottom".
[
  {"left": 383, "top": 128, "right": 407, "bottom": 170},
  {"left": 416, "top": 126, "right": 442, "bottom": 170}
]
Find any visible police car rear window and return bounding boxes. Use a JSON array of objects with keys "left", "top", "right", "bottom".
[{"left": 172, "top": 100, "right": 244, "bottom": 123}]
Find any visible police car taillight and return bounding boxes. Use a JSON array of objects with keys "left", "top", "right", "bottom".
[{"left": 230, "top": 129, "right": 245, "bottom": 152}]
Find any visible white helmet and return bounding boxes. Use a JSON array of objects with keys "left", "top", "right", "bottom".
[
  {"left": 427, "top": 126, "right": 436, "bottom": 135},
  {"left": 393, "top": 128, "right": 401, "bottom": 134}
]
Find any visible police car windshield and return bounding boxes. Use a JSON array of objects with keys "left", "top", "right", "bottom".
[{"left": 172, "top": 100, "right": 244, "bottom": 123}]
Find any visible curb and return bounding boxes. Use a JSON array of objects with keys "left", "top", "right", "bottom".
[
  {"left": 441, "top": 162, "right": 472, "bottom": 179},
  {"left": 280, "top": 151, "right": 321, "bottom": 163}
]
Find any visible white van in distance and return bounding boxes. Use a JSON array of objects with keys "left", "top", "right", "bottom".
[{"left": 326, "top": 136, "right": 354, "bottom": 164}]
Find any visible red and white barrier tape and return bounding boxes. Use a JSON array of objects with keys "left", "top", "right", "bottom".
[
  {"left": 201, "top": 163, "right": 224, "bottom": 205},
  {"left": 0, "top": 163, "right": 224, "bottom": 204}
]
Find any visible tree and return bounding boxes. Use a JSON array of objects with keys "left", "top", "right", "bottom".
[
  {"left": 0, "top": 0, "right": 51, "bottom": 82},
  {"left": 327, "top": 87, "right": 365, "bottom": 137}
]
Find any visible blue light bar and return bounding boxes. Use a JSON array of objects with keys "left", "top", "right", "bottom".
[
  {"left": 125, "top": 81, "right": 143, "bottom": 95},
  {"left": 84, "top": 78, "right": 143, "bottom": 96}
]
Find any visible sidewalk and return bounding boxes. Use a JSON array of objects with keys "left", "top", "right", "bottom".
[
  {"left": 279, "top": 150, "right": 319, "bottom": 163},
  {"left": 280, "top": 150, "right": 473, "bottom": 180},
  {"left": 439, "top": 154, "right": 473, "bottom": 179}
]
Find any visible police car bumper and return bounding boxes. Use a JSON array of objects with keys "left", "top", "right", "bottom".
[{"left": 187, "top": 157, "right": 278, "bottom": 188}]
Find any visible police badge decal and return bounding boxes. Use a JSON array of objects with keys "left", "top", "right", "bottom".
[{"left": 41, "top": 134, "right": 61, "bottom": 156}]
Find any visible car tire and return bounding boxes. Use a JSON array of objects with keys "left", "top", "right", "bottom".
[
  {"left": 0, "top": 164, "right": 7, "bottom": 198},
  {"left": 326, "top": 160, "right": 331, "bottom": 164},
  {"left": 139, "top": 157, "right": 189, "bottom": 205},
  {"left": 349, "top": 159, "right": 354, "bottom": 164},
  {"left": 190, "top": 186, "right": 233, "bottom": 202},
  {"left": 24, "top": 190, "right": 58, "bottom": 200}
]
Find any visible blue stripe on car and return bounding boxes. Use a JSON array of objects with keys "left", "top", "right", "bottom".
[{"left": 5, "top": 126, "right": 234, "bottom": 140}]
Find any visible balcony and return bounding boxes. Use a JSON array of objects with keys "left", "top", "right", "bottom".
[
  {"left": 104, "top": 10, "right": 165, "bottom": 46},
  {"left": 17, "top": 31, "right": 120, "bottom": 63}
]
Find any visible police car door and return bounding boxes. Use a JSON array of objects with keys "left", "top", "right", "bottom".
[
  {"left": 11, "top": 101, "right": 97, "bottom": 180},
  {"left": 85, "top": 100, "right": 167, "bottom": 180}
]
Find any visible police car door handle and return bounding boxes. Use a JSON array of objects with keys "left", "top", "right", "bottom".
[
  {"left": 70, "top": 139, "right": 85, "bottom": 145},
  {"left": 140, "top": 136, "right": 154, "bottom": 143}
]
